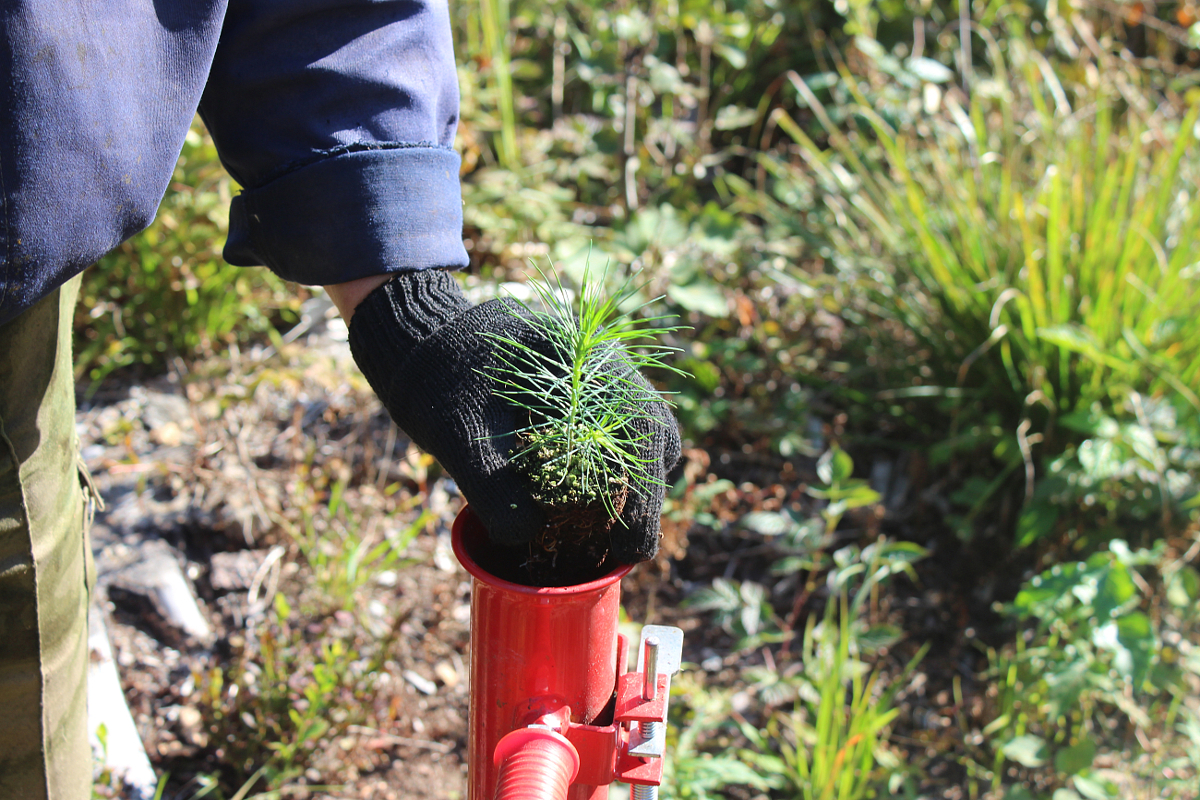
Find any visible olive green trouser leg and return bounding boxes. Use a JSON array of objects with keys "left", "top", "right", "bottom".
[{"left": 0, "top": 274, "right": 94, "bottom": 800}]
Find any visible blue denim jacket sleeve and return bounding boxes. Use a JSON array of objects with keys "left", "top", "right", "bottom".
[
  {"left": 201, "top": 0, "right": 469, "bottom": 284},
  {"left": 0, "top": 0, "right": 467, "bottom": 328}
]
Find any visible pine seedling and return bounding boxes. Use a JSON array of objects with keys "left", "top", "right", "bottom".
[{"left": 483, "top": 261, "right": 683, "bottom": 578}]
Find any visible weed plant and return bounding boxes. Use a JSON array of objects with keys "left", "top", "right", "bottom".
[
  {"left": 1023, "top": 395, "right": 1200, "bottom": 550},
  {"left": 740, "top": 593, "right": 928, "bottom": 800},
  {"left": 280, "top": 475, "right": 430, "bottom": 617},
  {"left": 660, "top": 675, "right": 779, "bottom": 800},
  {"left": 748, "top": 20, "right": 1200, "bottom": 543},
  {"left": 688, "top": 448, "right": 932, "bottom": 798},
  {"left": 200, "top": 608, "right": 365, "bottom": 792},
  {"left": 966, "top": 532, "right": 1200, "bottom": 797}
]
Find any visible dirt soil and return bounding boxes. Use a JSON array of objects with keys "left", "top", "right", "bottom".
[
  {"left": 79, "top": 323, "right": 479, "bottom": 799},
  {"left": 77, "top": 316, "right": 1029, "bottom": 800}
]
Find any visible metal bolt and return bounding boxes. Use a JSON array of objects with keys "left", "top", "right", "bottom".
[
  {"left": 640, "top": 635, "right": 664, "bottom": 759},
  {"left": 643, "top": 635, "right": 660, "bottom": 701},
  {"left": 639, "top": 719, "right": 663, "bottom": 745},
  {"left": 632, "top": 783, "right": 659, "bottom": 800}
]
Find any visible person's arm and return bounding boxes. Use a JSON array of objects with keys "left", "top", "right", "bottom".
[
  {"left": 325, "top": 275, "right": 392, "bottom": 322},
  {"left": 200, "top": 0, "right": 680, "bottom": 563},
  {"left": 199, "top": 0, "right": 468, "bottom": 286}
]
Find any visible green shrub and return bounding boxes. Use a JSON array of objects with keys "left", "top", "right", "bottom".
[
  {"left": 1020, "top": 396, "right": 1200, "bottom": 549},
  {"left": 451, "top": 0, "right": 811, "bottom": 269},
  {"left": 746, "top": 20, "right": 1200, "bottom": 541},
  {"left": 661, "top": 675, "right": 781, "bottom": 800},
  {"left": 75, "top": 119, "right": 301, "bottom": 383},
  {"left": 970, "top": 534, "right": 1200, "bottom": 797}
]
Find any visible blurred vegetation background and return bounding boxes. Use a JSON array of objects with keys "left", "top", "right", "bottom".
[{"left": 76, "top": 0, "right": 1200, "bottom": 796}]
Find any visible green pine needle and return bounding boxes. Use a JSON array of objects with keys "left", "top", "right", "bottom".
[{"left": 483, "top": 259, "right": 686, "bottom": 521}]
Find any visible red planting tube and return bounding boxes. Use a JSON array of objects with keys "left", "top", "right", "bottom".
[{"left": 452, "top": 506, "right": 632, "bottom": 800}]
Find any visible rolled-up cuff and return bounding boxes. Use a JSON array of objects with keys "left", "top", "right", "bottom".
[{"left": 223, "top": 145, "right": 469, "bottom": 284}]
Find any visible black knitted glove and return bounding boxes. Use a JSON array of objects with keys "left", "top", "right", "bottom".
[{"left": 347, "top": 269, "right": 681, "bottom": 564}]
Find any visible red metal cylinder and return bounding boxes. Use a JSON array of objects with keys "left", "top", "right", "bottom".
[{"left": 452, "top": 506, "right": 632, "bottom": 800}]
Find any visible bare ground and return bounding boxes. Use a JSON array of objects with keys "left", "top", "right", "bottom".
[{"left": 77, "top": 317, "right": 1192, "bottom": 800}]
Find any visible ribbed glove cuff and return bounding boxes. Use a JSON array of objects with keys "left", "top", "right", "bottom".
[{"left": 347, "top": 269, "right": 471, "bottom": 406}]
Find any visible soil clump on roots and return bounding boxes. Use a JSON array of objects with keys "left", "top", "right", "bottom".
[{"left": 486, "top": 434, "right": 630, "bottom": 587}]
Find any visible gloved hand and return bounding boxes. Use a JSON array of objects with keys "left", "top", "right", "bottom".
[{"left": 347, "top": 269, "right": 681, "bottom": 563}]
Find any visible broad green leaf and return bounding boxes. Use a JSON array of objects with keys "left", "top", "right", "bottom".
[
  {"left": 863, "top": 540, "right": 929, "bottom": 563},
  {"left": 816, "top": 448, "right": 834, "bottom": 485},
  {"left": 1059, "top": 408, "right": 1109, "bottom": 435},
  {"left": 887, "top": 541, "right": 930, "bottom": 560},
  {"left": 1167, "top": 566, "right": 1200, "bottom": 607},
  {"left": 1073, "top": 773, "right": 1119, "bottom": 800},
  {"left": 1002, "top": 734, "right": 1049, "bottom": 767},
  {"left": 1077, "top": 438, "right": 1123, "bottom": 480},
  {"left": 1094, "top": 561, "right": 1136, "bottom": 620},
  {"left": 906, "top": 56, "right": 954, "bottom": 83},
  {"left": 679, "top": 754, "right": 775, "bottom": 793},
  {"left": 831, "top": 562, "right": 866, "bottom": 590},
  {"left": 830, "top": 448, "right": 854, "bottom": 483},
  {"left": 1014, "top": 561, "right": 1104, "bottom": 618},
  {"left": 667, "top": 283, "right": 729, "bottom": 317},
  {"left": 1054, "top": 739, "right": 1096, "bottom": 775},
  {"left": 684, "top": 578, "right": 742, "bottom": 613},
  {"left": 714, "top": 43, "right": 747, "bottom": 69},
  {"left": 770, "top": 555, "right": 815, "bottom": 575},
  {"left": 1036, "top": 324, "right": 1132, "bottom": 371},
  {"left": 1002, "top": 787, "right": 1035, "bottom": 800},
  {"left": 273, "top": 592, "right": 292, "bottom": 620},
  {"left": 1044, "top": 659, "right": 1090, "bottom": 718},
  {"left": 840, "top": 482, "right": 881, "bottom": 508},
  {"left": 739, "top": 511, "right": 796, "bottom": 537},
  {"left": 857, "top": 624, "right": 902, "bottom": 652},
  {"left": 614, "top": 11, "right": 652, "bottom": 43},
  {"left": 783, "top": 517, "right": 826, "bottom": 550},
  {"left": 715, "top": 105, "right": 758, "bottom": 130},
  {"left": 817, "top": 446, "right": 854, "bottom": 485},
  {"left": 832, "top": 545, "right": 859, "bottom": 568},
  {"left": 738, "top": 581, "right": 770, "bottom": 637},
  {"left": 1016, "top": 501, "right": 1059, "bottom": 548},
  {"left": 1124, "top": 423, "right": 1164, "bottom": 469},
  {"left": 646, "top": 60, "right": 685, "bottom": 94},
  {"left": 854, "top": 36, "right": 887, "bottom": 61},
  {"left": 1116, "top": 611, "right": 1154, "bottom": 687}
]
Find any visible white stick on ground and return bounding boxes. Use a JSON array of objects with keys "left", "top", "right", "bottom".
[{"left": 88, "top": 604, "right": 159, "bottom": 800}]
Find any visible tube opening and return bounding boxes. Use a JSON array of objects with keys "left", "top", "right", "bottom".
[{"left": 452, "top": 506, "right": 632, "bottom": 590}]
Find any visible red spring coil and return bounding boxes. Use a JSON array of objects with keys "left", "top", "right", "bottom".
[{"left": 492, "top": 728, "right": 580, "bottom": 800}]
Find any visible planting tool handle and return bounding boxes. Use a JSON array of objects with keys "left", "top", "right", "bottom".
[{"left": 493, "top": 727, "right": 580, "bottom": 800}]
